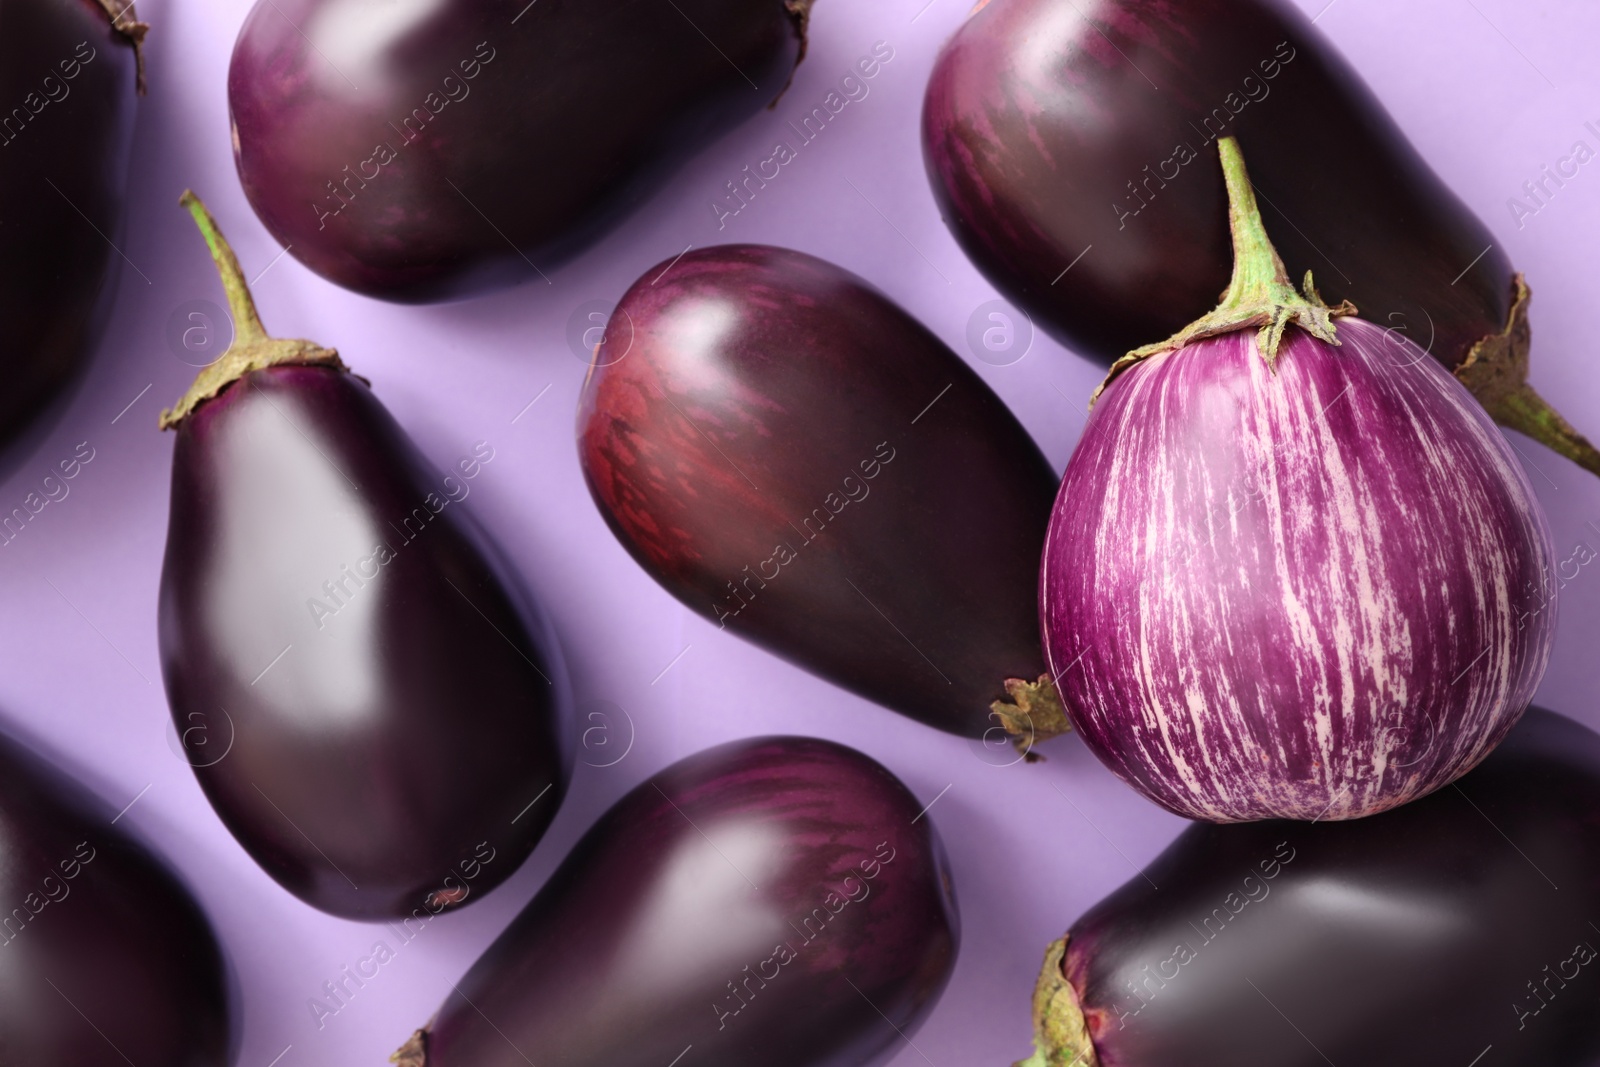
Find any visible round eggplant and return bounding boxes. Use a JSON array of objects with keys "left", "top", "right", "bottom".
[
  {"left": 157, "top": 194, "right": 570, "bottom": 920},
  {"left": 0, "top": 0, "right": 144, "bottom": 453},
  {"left": 577, "top": 244, "right": 1065, "bottom": 743},
  {"left": 0, "top": 727, "right": 231, "bottom": 1065},
  {"left": 391, "top": 735, "right": 958, "bottom": 1067},
  {"left": 922, "top": 0, "right": 1600, "bottom": 475},
  {"left": 1015, "top": 707, "right": 1600, "bottom": 1067},
  {"left": 1039, "top": 139, "right": 1555, "bottom": 822},
  {"left": 228, "top": 0, "right": 810, "bottom": 302}
]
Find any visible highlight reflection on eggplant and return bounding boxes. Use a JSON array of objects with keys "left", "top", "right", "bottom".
[
  {"left": 579, "top": 245, "right": 1064, "bottom": 743},
  {"left": 392, "top": 735, "right": 958, "bottom": 1067},
  {"left": 923, "top": 0, "right": 1600, "bottom": 474},
  {"left": 0, "top": 0, "right": 145, "bottom": 454},
  {"left": 157, "top": 193, "right": 570, "bottom": 920},
  {"left": 0, "top": 728, "right": 231, "bottom": 1065},
  {"left": 229, "top": 0, "right": 811, "bottom": 302},
  {"left": 1016, "top": 708, "right": 1600, "bottom": 1067}
]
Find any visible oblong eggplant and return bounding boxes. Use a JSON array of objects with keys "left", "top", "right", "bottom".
[
  {"left": 157, "top": 194, "right": 570, "bottom": 920},
  {"left": 0, "top": 727, "right": 232, "bottom": 1065},
  {"left": 392, "top": 735, "right": 958, "bottom": 1067},
  {"left": 922, "top": 0, "right": 1600, "bottom": 474},
  {"left": 229, "top": 0, "right": 810, "bottom": 303},
  {"left": 1015, "top": 708, "right": 1600, "bottom": 1067},
  {"left": 578, "top": 244, "right": 1064, "bottom": 741},
  {"left": 0, "top": 0, "right": 144, "bottom": 453}
]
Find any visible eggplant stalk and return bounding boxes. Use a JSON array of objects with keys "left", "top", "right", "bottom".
[
  {"left": 158, "top": 192, "right": 344, "bottom": 430},
  {"left": 1091, "top": 137, "right": 1355, "bottom": 405}
]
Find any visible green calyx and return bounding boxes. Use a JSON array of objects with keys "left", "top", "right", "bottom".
[
  {"left": 1013, "top": 937, "right": 1099, "bottom": 1067},
  {"left": 159, "top": 191, "right": 346, "bottom": 431},
  {"left": 1454, "top": 273, "right": 1600, "bottom": 476},
  {"left": 1090, "top": 136, "right": 1355, "bottom": 406},
  {"left": 991, "top": 675, "right": 1072, "bottom": 759}
]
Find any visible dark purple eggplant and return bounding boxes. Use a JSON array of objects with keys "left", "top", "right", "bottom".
[
  {"left": 0, "top": 727, "right": 231, "bottom": 1065},
  {"left": 0, "top": 0, "right": 144, "bottom": 453},
  {"left": 923, "top": 0, "right": 1600, "bottom": 475},
  {"left": 157, "top": 193, "right": 570, "bottom": 920},
  {"left": 391, "top": 735, "right": 958, "bottom": 1067},
  {"left": 577, "top": 244, "right": 1065, "bottom": 742},
  {"left": 1015, "top": 707, "right": 1600, "bottom": 1067},
  {"left": 228, "top": 0, "right": 810, "bottom": 303}
]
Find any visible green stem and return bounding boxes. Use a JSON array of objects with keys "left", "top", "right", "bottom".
[
  {"left": 1495, "top": 384, "right": 1600, "bottom": 476},
  {"left": 1214, "top": 137, "right": 1303, "bottom": 321},
  {"left": 159, "top": 192, "right": 346, "bottom": 430},
  {"left": 1089, "top": 136, "right": 1355, "bottom": 406},
  {"left": 179, "top": 191, "right": 269, "bottom": 345}
]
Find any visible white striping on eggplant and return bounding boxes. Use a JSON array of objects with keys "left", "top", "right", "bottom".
[{"left": 1042, "top": 318, "right": 1554, "bottom": 822}]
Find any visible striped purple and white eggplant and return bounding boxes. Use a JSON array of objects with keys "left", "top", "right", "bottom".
[{"left": 1037, "top": 137, "right": 1556, "bottom": 823}]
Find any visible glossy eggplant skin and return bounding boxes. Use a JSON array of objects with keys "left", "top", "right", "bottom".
[
  {"left": 578, "top": 245, "right": 1059, "bottom": 739},
  {"left": 0, "top": 0, "right": 138, "bottom": 450},
  {"left": 158, "top": 364, "right": 570, "bottom": 920},
  {"left": 0, "top": 729, "right": 231, "bottom": 1065},
  {"left": 1053, "top": 708, "right": 1600, "bottom": 1067},
  {"left": 407, "top": 735, "right": 958, "bottom": 1067},
  {"left": 923, "top": 0, "right": 1508, "bottom": 371},
  {"left": 229, "top": 0, "right": 807, "bottom": 303}
]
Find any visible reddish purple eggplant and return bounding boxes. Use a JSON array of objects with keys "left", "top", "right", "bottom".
[
  {"left": 390, "top": 735, "right": 957, "bottom": 1067},
  {"left": 1016, "top": 707, "right": 1600, "bottom": 1067},
  {"left": 228, "top": 0, "right": 810, "bottom": 303},
  {"left": 0, "top": 0, "right": 144, "bottom": 453},
  {"left": 157, "top": 193, "right": 570, "bottom": 920},
  {"left": 923, "top": 0, "right": 1600, "bottom": 475},
  {"left": 1039, "top": 139, "right": 1555, "bottom": 822},
  {"left": 578, "top": 245, "right": 1065, "bottom": 742},
  {"left": 0, "top": 727, "right": 232, "bottom": 1064}
]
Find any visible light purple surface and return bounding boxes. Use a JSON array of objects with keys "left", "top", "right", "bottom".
[{"left": 4, "top": 0, "right": 1599, "bottom": 1064}]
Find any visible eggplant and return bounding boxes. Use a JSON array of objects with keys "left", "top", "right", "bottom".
[
  {"left": 0, "top": 0, "right": 144, "bottom": 453},
  {"left": 0, "top": 727, "right": 231, "bottom": 1065},
  {"left": 1039, "top": 138, "right": 1555, "bottom": 822},
  {"left": 922, "top": 0, "right": 1600, "bottom": 475},
  {"left": 1015, "top": 707, "right": 1600, "bottom": 1067},
  {"left": 157, "top": 193, "right": 570, "bottom": 920},
  {"left": 228, "top": 0, "right": 810, "bottom": 303},
  {"left": 390, "top": 735, "right": 958, "bottom": 1067},
  {"left": 577, "top": 244, "right": 1065, "bottom": 742}
]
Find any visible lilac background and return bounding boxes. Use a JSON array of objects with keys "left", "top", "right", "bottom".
[{"left": 5, "top": 0, "right": 1600, "bottom": 1063}]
